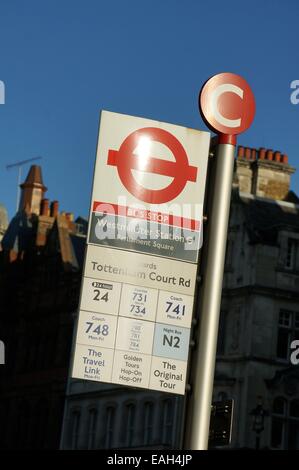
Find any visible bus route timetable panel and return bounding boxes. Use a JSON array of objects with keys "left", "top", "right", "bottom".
[{"left": 72, "top": 245, "right": 197, "bottom": 395}]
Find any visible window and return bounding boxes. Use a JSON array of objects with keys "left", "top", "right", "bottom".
[
  {"left": 276, "top": 310, "right": 299, "bottom": 360},
  {"left": 87, "top": 408, "right": 97, "bottom": 450},
  {"left": 71, "top": 410, "right": 81, "bottom": 450},
  {"left": 271, "top": 398, "right": 299, "bottom": 449},
  {"left": 143, "top": 402, "right": 154, "bottom": 445},
  {"left": 285, "top": 238, "right": 299, "bottom": 270},
  {"left": 104, "top": 406, "right": 115, "bottom": 449},
  {"left": 125, "top": 404, "right": 136, "bottom": 447},
  {"left": 76, "top": 223, "right": 86, "bottom": 235},
  {"left": 162, "top": 399, "right": 173, "bottom": 445}
]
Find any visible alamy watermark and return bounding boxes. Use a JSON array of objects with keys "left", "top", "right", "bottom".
[
  {"left": 0, "top": 80, "right": 5, "bottom": 104},
  {"left": 290, "top": 340, "right": 299, "bottom": 365},
  {"left": 0, "top": 340, "right": 5, "bottom": 365},
  {"left": 290, "top": 80, "right": 299, "bottom": 104},
  {"left": 92, "top": 197, "right": 202, "bottom": 252}
]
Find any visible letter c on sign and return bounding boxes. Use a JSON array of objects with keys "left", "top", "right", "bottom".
[
  {"left": 199, "top": 73, "right": 255, "bottom": 136},
  {"left": 210, "top": 84, "right": 243, "bottom": 128}
]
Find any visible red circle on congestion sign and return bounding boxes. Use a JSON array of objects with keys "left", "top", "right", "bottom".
[
  {"left": 107, "top": 127, "right": 198, "bottom": 204},
  {"left": 199, "top": 73, "right": 255, "bottom": 135}
]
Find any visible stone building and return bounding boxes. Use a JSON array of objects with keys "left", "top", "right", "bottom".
[
  {"left": 214, "top": 146, "right": 299, "bottom": 449},
  {"left": 60, "top": 381, "right": 185, "bottom": 449},
  {"left": 0, "top": 165, "right": 86, "bottom": 449},
  {"left": 0, "top": 202, "right": 8, "bottom": 244},
  {"left": 60, "top": 145, "right": 299, "bottom": 450}
]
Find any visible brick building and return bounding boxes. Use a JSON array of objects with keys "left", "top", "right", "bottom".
[{"left": 0, "top": 165, "right": 86, "bottom": 449}]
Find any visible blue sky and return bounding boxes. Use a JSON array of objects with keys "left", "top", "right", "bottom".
[{"left": 0, "top": 0, "right": 298, "bottom": 220}]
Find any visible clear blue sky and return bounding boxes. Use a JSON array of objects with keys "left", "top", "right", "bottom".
[{"left": 0, "top": 0, "right": 298, "bottom": 220}]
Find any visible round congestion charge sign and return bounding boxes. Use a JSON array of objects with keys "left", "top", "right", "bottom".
[{"left": 199, "top": 72, "right": 255, "bottom": 136}]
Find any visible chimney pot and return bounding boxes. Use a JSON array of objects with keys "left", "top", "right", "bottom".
[
  {"left": 282, "top": 154, "right": 288, "bottom": 164},
  {"left": 259, "top": 148, "right": 266, "bottom": 160},
  {"left": 266, "top": 150, "right": 273, "bottom": 161},
  {"left": 245, "top": 147, "right": 251, "bottom": 160},
  {"left": 274, "top": 151, "right": 281, "bottom": 163},
  {"left": 50, "top": 200, "right": 59, "bottom": 218},
  {"left": 237, "top": 146, "right": 245, "bottom": 158},
  {"left": 40, "top": 198, "right": 49, "bottom": 216},
  {"left": 251, "top": 149, "right": 257, "bottom": 161}
]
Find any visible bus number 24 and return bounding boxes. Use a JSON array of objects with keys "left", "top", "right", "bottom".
[{"left": 93, "top": 290, "right": 109, "bottom": 302}]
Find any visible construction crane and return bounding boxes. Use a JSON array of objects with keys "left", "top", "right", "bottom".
[{"left": 6, "top": 156, "right": 42, "bottom": 211}]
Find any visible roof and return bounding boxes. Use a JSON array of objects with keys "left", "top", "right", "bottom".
[
  {"left": 1, "top": 212, "right": 36, "bottom": 252},
  {"left": 1, "top": 209, "right": 86, "bottom": 271},
  {"left": 20, "top": 165, "right": 46, "bottom": 190},
  {"left": 236, "top": 191, "right": 299, "bottom": 245},
  {"left": 44, "top": 214, "right": 86, "bottom": 271}
]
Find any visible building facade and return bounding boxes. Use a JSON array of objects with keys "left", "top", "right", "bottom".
[
  {"left": 60, "top": 145, "right": 299, "bottom": 450},
  {"left": 214, "top": 146, "right": 299, "bottom": 449},
  {"left": 60, "top": 381, "right": 184, "bottom": 449},
  {"left": 0, "top": 165, "right": 86, "bottom": 449}
]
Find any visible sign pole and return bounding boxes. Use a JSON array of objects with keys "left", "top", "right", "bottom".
[
  {"left": 185, "top": 137, "right": 235, "bottom": 450},
  {"left": 184, "top": 73, "right": 255, "bottom": 450}
]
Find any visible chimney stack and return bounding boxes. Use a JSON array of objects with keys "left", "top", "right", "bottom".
[
  {"left": 235, "top": 145, "right": 253, "bottom": 193},
  {"left": 235, "top": 146, "right": 295, "bottom": 201}
]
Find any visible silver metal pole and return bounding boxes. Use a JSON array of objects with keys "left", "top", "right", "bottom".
[{"left": 185, "top": 142, "right": 235, "bottom": 450}]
